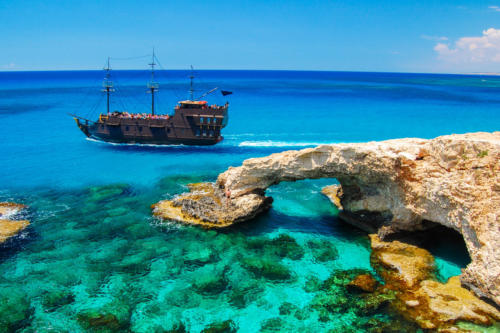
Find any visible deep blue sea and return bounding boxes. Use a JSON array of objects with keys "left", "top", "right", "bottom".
[{"left": 0, "top": 70, "right": 498, "bottom": 332}]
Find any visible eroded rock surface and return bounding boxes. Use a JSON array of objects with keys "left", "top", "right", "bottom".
[
  {"left": 321, "top": 185, "right": 343, "bottom": 210},
  {"left": 347, "top": 274, "right": 378, "bottom": 293},
  {"left": 369, "top": 234, "right": 500, "bottom": 331},
  {"left": 153, "top": 183, "right": 272, "bottom": 227},
  {"left": 153, "top": 132, "right": 500, "bottom": 305},
  {"left": 0, "top": 202, "right": 29, "bottom": 243},
  {"left": 370, "top": 234, "right": 435, "bottom": 289}
]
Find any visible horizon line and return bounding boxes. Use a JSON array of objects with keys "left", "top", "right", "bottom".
[{"left": 1, "top": 68, "right": 499, "bottom": 76}]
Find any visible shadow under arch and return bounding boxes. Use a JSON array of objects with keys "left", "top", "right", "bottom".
[{"left": 224, "top": 176, "right": 471, "bottom": 281}]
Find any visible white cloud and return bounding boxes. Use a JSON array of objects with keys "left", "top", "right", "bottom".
[
  {"left": 489, "top": 6, "right": 500, "bottom": 12},
  {"left": 421, "top": 35, "right": 448, "bottom": 42},
  {"left": 434, "top": 28, "right": 500, "bottom": 64}
]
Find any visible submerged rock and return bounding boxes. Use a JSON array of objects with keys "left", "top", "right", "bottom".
[
  {"left": 369, "top": 235, "right": 500, "bottom": 331},
  {"left": 87, "top": 183, "right": 130, "bottom": 202},
  {"left": 163, "top": 322, "right": 187, "bottom": 333},
  {"left": 246, "top": 234, "right": 305, "bottom": 260},
  {"left": 322, "top": 268, "right": 374, "bottom": 291},
  {"left": 77, "top": 312, "right": 122, "bottom": 331},
  {"left": 228, "top": 279, "right": 263, "bottom": 309},
  {"left": 241, "top": 257, "right": 292, "bottom": 281},
  {"left": 306, "top": 239, "right": 339, "bottom": 262},
  {"left": 0, "top": 287, "right": 33, "bottom": 332},
  {"left": 77, "top": 303, "right": 131, "bottom": 332},
  {"left": 415, "top": 276, "right": 500, "bottom": 327},
  {"left": 153, "top": 132, "right": 500, "bottom": 306},
  {"left": 0, "top": 202, "right": 29, "bottom": 244},
  {"left": 201, "top": 320, "right": 237, "bottom": 333},
  {"left": 306, "top": 268, "right": 389, "bottom": 325},
  {"left": 260, "top": 317, "right": 284, "bottom": 332},
  {"left": 184, "top": 247, "right": 217, "bottom": 267},
  {"left": 370, "top": 234, "right": 435, "bottom": 288},
  {"left": 304, "top": 276, "right": 322, "bottom": 293},
  {"left": 269, "top": 234, "right": 304, "bottom": 260},
  {"left": 347, "top": 274, "right": 378, "bottom": 293},
  {"left": 42, "top": 290, "right": 75, "bottom": 311},
  {"left": 192, "top": 265, "right": 229, "bottom": 295},
  {"left": 300, "top": 234, "right": 499, "bottom": 331},
  {"left": 279, "top": 301, "right": 299, "bottom": 315}
]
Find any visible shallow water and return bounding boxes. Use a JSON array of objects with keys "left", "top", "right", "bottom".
[
  {"left": 0, "top": 70, "right": 496, "bottom": 331},
  {"left": 0, "top": 179, "right": 393, "bottom": 332}
]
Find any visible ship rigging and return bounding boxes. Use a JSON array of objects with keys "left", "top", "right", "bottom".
[{"left": 72, "top": 52, "right": 230, "bottom": 146}]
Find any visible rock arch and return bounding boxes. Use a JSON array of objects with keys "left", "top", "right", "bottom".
[{"left": 153, "top": 132, "right": 500, "bottom": 306}]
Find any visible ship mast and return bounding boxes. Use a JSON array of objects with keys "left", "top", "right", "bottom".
[
  {"left": 189, "top": 65, "right": 194, "bottom": 101},
  {"left": 147, "top": 49, "right": 159, "bottom": 115},
  {"left": 102, "top": 57, "right": 114, "bottom": 115}
]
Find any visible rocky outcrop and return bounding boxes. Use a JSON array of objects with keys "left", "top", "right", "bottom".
[
  {"left": 321, "top": 185, "right": 343, "bottom": 210},
  {"left": 152, "top": 183, "right": 272, "bottom": 228},
  {"left": 0, "top": 202, "right": 29, "bottom": 243},
  {"left": 370, "top": 234, "right": 435, "bottom": 289},
  {"left": 369, "top": 234, "right": 500, "bottom": 330},
  {"left": 347, "top": 274, "right": 378, "bottom": 293},
  {"left": 153, "top": 132, "right": 500, "bottom": 305}
]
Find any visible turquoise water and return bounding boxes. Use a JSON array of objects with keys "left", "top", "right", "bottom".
[{"left": 0, "top": 70, "right": 497, "bottom": 332}]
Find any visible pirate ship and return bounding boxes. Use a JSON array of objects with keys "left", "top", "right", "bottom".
[{"left": 73, "top": 53, "right": 230, "bottom": 145}]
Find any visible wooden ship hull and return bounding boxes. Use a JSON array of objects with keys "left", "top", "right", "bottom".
[
  {"left": 73, "top": 54, "right": 231, "bottom": 146},
  {"left": 75, "top": 102, "right": 228, "bottom": 146}
]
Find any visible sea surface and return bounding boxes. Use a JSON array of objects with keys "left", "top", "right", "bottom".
[{"left": 0, "top": 70, "right": 498, "bottom": 332}]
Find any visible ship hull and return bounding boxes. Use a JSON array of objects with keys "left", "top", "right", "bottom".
[
  {"left": 74, "top": 102, "right": 228, "bottom": 146},
  {"left": 88, "top": 130, "right": 222, "bottom": 146}
]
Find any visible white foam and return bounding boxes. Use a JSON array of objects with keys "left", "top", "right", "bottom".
[
  {"left": 85, "top": 137, "right": 336, "bottom": 149},
  {"left": 150, "top": 216, "right": 182, "bottom": 230},
  {"left": 86, "top": 137, "right": 187, "bottom": 148},
  {"left": 238, "top": 140, "right": 333, "bottom": 147},
  {"left": 0, "top": 208, "right": 19, "bottom": 220}
]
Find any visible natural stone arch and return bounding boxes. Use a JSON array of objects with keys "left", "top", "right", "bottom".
[
  {"left": 217, "top": 143, "right": 420, "bottom": 230},
  {"left": 153, "top": 132, "right": 500, "bottom": 306}
]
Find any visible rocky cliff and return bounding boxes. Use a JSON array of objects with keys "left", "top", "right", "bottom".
[{"left": 153, "top": 132, "right": 500, "bottom": 306}]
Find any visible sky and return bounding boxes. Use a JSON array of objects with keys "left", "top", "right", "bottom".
[{"left": 0, "top": 0, "right": 499, "bottom": 73}]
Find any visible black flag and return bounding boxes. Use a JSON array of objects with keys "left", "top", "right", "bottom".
[{"left": 221, "top": 90, "right": 233, "bottom": 96}]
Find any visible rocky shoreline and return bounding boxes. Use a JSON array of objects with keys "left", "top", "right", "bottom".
[
  {"left": 153, "top": 132, "right": 500, "bottom": 313},
  {"left": 0, "top": 202, "right": 29, "bottom": 244},
  {"left": 367, "top": 234, "right": 499, "bottom": 331}
]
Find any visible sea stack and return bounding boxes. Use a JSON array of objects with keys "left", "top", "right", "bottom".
[{"left": 153, "top": 132, "right": 500, "bottom": 306}]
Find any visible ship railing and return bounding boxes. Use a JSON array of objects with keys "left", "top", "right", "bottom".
[
  {"left": 149, "top": 118, "right": 168, "bottom": 127},
  {"left": 68, "top": 113, "right": 97, "bottom": 124},
  {"left": 109, "top": 113, "right": 171, "bottom": 120}
]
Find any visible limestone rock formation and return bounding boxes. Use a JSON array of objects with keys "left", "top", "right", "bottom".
[
  {"left": 152, "top": 183, "right": 272, "bottom": 227},
  {"left": 369, "top": 234, "right": 435, "bottom": 289},
  {"left": 369, "top": 234, "right": 500, "bottom": 330},
  {"left": 0, "top": 202, "right": 29, "bottom": 243},
  {"left": 321, "top": 185, "right": 343, "bottom": 210},
  {"left": 347, "top": 274, "right": 378, "bottom": 293},
  {"left": 153, "top": 132, "right": 500, "bottom": 305}
]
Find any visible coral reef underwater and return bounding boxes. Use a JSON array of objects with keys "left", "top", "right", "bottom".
[{"left": 0, "top": 176, "right": 471, "bottom": 332}]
